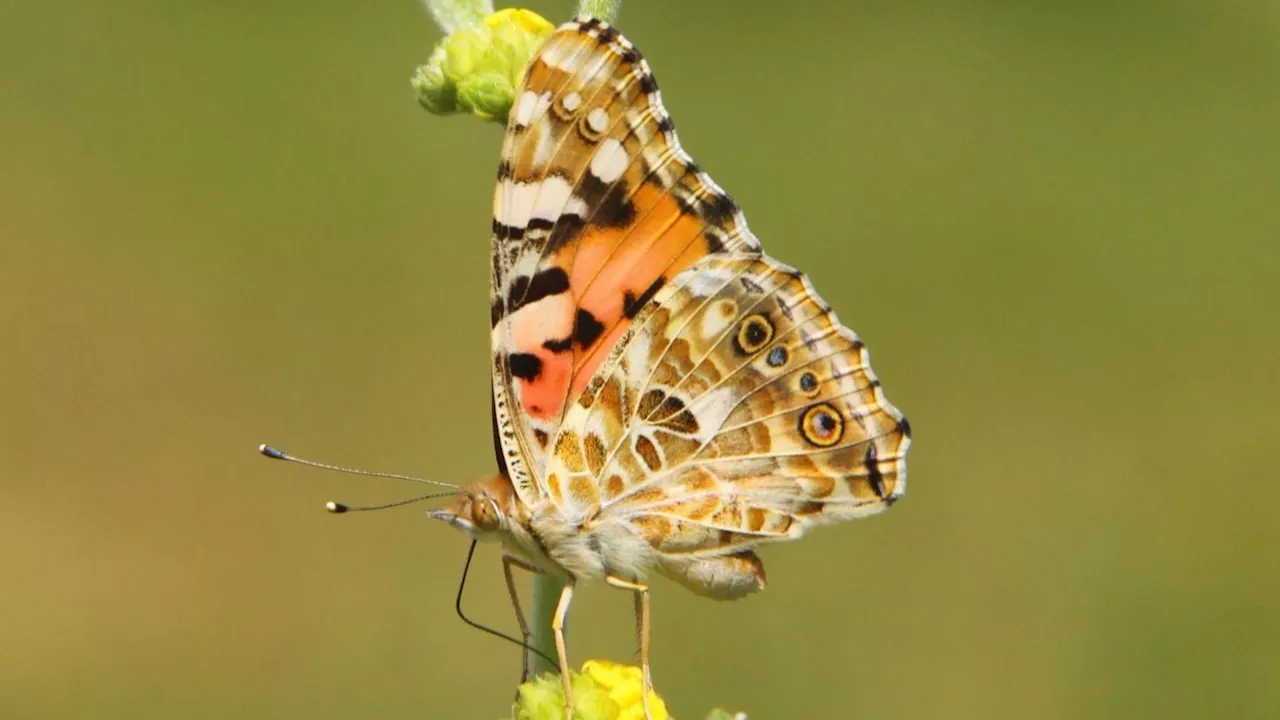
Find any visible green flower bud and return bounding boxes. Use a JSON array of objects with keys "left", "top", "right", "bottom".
[
  {"left": 412, "top": 44, "right": 456, "bottom": 115},
  {"left": 456, "top": 71, "right": 516, "bottom": 121},
  {"left": 412, "top": 8, "right": 554, "bottom": 124},
  {"left": 511, "top": 669, "right": 617, "bottom": 720}
]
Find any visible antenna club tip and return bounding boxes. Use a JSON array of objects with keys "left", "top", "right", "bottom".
[
  {"left": 260, "top": 444, "right": 287, "bottom": 459},
  {"left": 326, "top": 501, "right": 348, "bottom": 514}
]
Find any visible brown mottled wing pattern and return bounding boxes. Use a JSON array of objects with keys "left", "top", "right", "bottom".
[
  {"left": 544, "top": 252, "right": 911, "bottom": 557},
  {"left": 490, "top": 18, "right": 761, "bottom": 505}
]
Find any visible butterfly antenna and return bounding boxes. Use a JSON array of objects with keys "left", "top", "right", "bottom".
[
  {"left": 323, "top": 492, "right": 460, "bottom": 514},
  {"left": 258, "top": 444, "right": 467, "bottom": 513},
  {"left": 456, "top": 539, "right": 556, "bottom": 667}
]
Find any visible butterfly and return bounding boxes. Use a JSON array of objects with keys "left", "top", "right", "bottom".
[{"left": 427, "top": 16, "right": 911, "bottom": 720}]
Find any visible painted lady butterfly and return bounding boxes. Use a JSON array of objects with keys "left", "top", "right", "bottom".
[{"left": 430, "top": 16, "right": 911, "bottom": 719}]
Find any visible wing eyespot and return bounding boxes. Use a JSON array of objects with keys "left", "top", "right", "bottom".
[
  {"left": 799, "top": 402, "right": 845, "bottom": 448},
  {"left": 734, "top": 314, "right": 774, "bottom": 355},
  {"left": 798, "top": 371, "right": 820, "bottom": 397}
]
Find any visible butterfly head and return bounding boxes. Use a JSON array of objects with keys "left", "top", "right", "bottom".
[{"left": 427, "top": 473, "right": 515, "bottom": 540}]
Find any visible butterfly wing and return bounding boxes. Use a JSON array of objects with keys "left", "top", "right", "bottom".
[
  {"left": 545, "top": 254, "right": 911, "bottom": 559},
  {"left": 490, "top": 18, "right": 761, "bottom": 504},
  {"left": 524, "top": 24, "right": 911, "bottom": 562}
]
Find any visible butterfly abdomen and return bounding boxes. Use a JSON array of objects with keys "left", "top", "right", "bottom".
[{"left": 528, "top": 506, "right": 662, "bottom": 581}]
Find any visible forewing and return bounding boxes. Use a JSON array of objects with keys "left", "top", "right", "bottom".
[
  {"left": 490, "top": 18, "right": 761, "bottom": 504},
  {"left": 545, "top": 254, "right": 911, "bottom": 557}
]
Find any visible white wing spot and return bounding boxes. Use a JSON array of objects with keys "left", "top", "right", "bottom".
[
  {"left": 590, "top": 138, "right": 629, "bottom": 183},
  {"left": 497, "top": 177, "right": 588, "bottom": 229},
  {"left": 540, "top": 42, "right": 573, "bottom": 71},
  {"left": 514, "top": 91, "right": 538, "bottom": 127},
  {"left": 685, "top": 266, "right": 739, "bottom": 297},
  {"left": 563, "top": 92, "right": 582, "bottom": 113},
  {"left": 529, "top": 176, "right": 575, "bottom": 224},
  {"left": 534, "top": 131, "right": 557, "bottom": 167},
  {"left": 515, "top": 90, "right": 551, "bottom": 128},
  {"left": 496, "top": 180, "right": 538, "bottom": 227},
  {"left": 587, "top": 108, "right": 609, "bottom": 134}
]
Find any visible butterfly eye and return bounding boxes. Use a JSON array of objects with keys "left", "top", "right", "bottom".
[
  {"left": 800, "top": 403, "right": 845, "bottom": 447},
  {"left": 735, "top": 314, "right": 774, "bottom": 355},
  {"left": 472, "top": 498, "right": 501, "bottom": 531}
]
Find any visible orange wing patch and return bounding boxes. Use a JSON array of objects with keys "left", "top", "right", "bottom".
[{"left": 567, "top": 181, "right": 721, "bottom": 393}]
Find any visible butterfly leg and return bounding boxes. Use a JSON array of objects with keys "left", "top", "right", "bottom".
[
  {"left": 605, "top": 576, "right": 654, "bottom": 720},
  {"left": 501, "top": 555, "right": 541, "bottom": 685},
  {"left": 552, "top": 581, "right": 577, "bottom": 720}
]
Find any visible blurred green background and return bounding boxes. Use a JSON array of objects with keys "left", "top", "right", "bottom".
[{"left": 3, "top": 0, "right": 1278, "bottom": 717}]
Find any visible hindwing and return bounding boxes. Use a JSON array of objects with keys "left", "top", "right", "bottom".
[{"left": 543, "top": 254, "right": 911, "bottom": 557}]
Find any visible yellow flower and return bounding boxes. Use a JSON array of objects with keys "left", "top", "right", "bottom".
[
  {"left": 483, "top": 7, "right": 553, "bottom": 34},
  {"left": 511, "top": 660, "right": 670, "bottom": 720},
  {"left": 582, "top": 660, "right": 670, "bottom": 720}
]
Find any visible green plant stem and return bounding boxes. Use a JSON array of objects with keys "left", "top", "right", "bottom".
[
  {"left": 576, "top": 0, "right": 622, "bottom": 23},
  {"left": 530, "top": 574, "right": 566, "bottom": 677}
]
